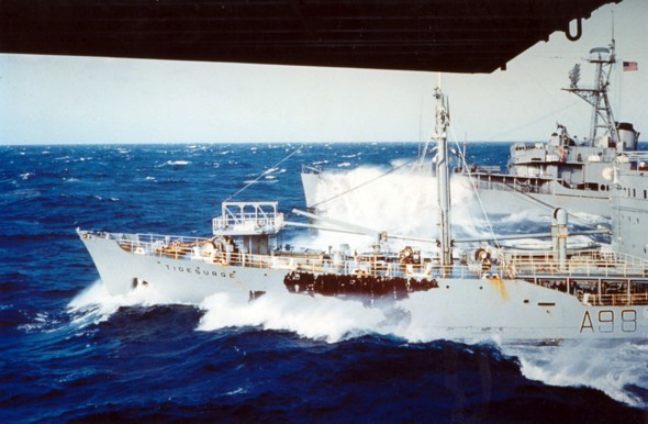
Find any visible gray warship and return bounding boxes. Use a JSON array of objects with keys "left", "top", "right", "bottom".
[
  {"left": 469, "top": 39, "right": 640, "bottom": 218},
  {"left": 78, "top": 87, "right": 648, "bottom": 341},
  {"left": 300, "top": 40, "right": 641, "bottom": 220}
]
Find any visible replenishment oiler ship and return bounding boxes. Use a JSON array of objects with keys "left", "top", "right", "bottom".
[{"left": 79, "top": 86, "right": 648, "bottom": 341}]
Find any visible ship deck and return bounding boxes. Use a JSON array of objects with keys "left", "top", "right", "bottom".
[{"left": 85, "top": 231, "right": 648, "bottom": 307}]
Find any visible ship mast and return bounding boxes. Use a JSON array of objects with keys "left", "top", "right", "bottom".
[
  {"left": 434, "top": 86, "right": 452, "bottom": 267},
  {"left": 563, "top": 40, "right": 619, "bottom": 147}
]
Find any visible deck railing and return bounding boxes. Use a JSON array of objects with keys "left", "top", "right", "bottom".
[
  {"left": 109, "top": 232, "right": 493, "bottom": 279},
  {"left": 577, "top": 291, "right": 648, "bottom": 306},
  {"left": 507, "top": 249, "right": 648, "bottom": 279}
]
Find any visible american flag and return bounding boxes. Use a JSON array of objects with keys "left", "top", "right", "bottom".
[{"left": 623, "top": 61, "right": 638, "bottom": 71}]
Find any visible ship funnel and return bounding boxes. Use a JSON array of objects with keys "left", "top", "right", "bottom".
[{"left": 617, "top": 122, "right": 639, "bottom": 151}]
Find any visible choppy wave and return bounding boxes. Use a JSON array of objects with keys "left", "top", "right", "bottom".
[{"left": 504, "top": 340, "right": 648, "bottom": 408}]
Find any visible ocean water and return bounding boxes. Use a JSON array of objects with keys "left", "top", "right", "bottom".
[{"left": 1, "top": 143, "right": 647, "bottom": 423}]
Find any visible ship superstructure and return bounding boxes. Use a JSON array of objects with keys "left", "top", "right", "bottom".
[
  {"left": 79, "top": 87, "right": 648, "bottom": 341},
  {"left": 612, "top": 152, "right": 648, "bottom": 259}
]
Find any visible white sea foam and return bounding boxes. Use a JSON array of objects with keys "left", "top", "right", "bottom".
[
  {"left": 197, "top": 292, "right": 388, "bottom": 343},
  {"left": 502, "top": 340, "right": 648, "bottom": 408},
  {"left": 67, "top": 280, "right": 183, "bottom": 327}
]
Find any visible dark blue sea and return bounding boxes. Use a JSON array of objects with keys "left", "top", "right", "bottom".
[{"left": 1, "top": 143, "right": 647, "bottom": 423}]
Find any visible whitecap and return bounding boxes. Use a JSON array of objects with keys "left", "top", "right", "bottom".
[{"left": 165, "top": 160, "right": 190, "bottom": 166}]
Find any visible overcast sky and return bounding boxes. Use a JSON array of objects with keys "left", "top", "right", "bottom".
[{"left": 1, "top": 0, "right": 646, "bottom": 145}]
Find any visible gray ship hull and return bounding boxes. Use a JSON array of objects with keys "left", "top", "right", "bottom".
[{"left": 80, "top": 231, "right": 648, "bottom": 341}]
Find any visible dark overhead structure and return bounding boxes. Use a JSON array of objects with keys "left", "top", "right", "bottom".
[{"left": 0, "top": 0, "right": 619, "bottom": 73}]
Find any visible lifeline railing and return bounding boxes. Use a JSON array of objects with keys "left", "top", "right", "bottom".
[
  {"left": 108, "top": 232, "right": 492, "bottom": 279},
  {"left": 212, "top": 201, "right": 283, "bottom": 235},
  {"left": 577, "top": 291, "right": 648, "bottom": 306},
  {"left": 504, "top": 249, "right": 648, "bottom": 278}
]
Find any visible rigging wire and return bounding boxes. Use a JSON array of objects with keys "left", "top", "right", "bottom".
[
  {"left": 225, "top": 144, "right": 304, "bottom": 202},
  {"left": 449, "top": 129, "right": 501, "bottom": 247},
  {"left": 483, "top": 100, "right": 580, "bottom": 141}
]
